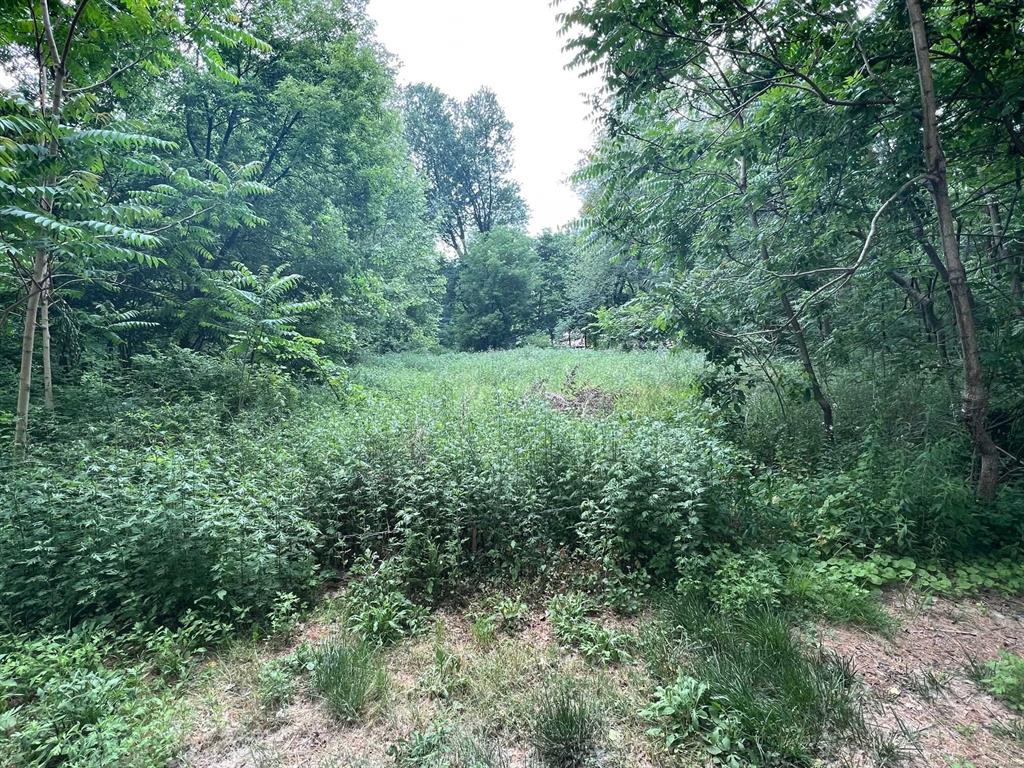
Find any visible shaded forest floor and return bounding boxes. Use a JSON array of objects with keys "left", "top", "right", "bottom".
[{"left": 182, "top": 589, "right": 1024, "bottom": 768}]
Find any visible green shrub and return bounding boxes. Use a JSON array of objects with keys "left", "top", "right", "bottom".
[
  {"left": 530, "top": 680, "right": 606, "bottom": 767},
  {"left": 0, "top": 426, "right": 319, "bottom": 629},
  {"left": 545, "top": 591, "right": 632, "bottom": 664},
  {"left": 706, "top": 550, "right": 783, "bottom": 612},
  {"left": 978, "top": 652, "right": 1024, "bottom": 711},
  {"left": 311, "top": 638, "right": 388, "bottom": 721},
  {"left": 0, "top": 631, "right": 180, "bottom": 768},
  {"left": 257, "top": 660, "right": 297, "bottom": 711}
]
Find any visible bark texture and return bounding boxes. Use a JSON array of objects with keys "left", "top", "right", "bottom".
[{"left": 907, "top": 0, "right": 1000, "bottom": 499}]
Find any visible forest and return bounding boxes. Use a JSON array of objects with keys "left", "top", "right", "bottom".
[{"left": 1, "top": 1, "right": 1023, "bottom": 767}]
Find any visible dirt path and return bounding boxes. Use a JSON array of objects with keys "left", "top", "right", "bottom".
[{"left": 816, "top": 590, "right": 1024, "bottom": 768}]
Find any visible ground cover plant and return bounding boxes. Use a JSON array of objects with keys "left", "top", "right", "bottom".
[{"left": 2, "top": 349, "right": 1022, "bottom": 768}]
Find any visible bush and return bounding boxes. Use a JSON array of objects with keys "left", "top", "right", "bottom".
[
  {"left": 311, "top": 638, "right": 388, "bottom": 721},
  {"left": 0, "top": 426, "right": 319, "bottom": 628},
  {"left": 0, "top": 631, "right": 180, "bottom": 768},
  {"left": 978, "top": 652, "right": 1024, "bottom": 712},
  {"left": 530, "top": 680, "right": 606, "bottom": 767},
  {"left": 343, "top": 555, "right": 429, "bottom": 645}
]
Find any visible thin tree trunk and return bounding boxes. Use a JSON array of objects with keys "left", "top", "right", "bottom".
[
  {"left": 739, "top": 153, "right": 833, "bottom": 438},
  {"left": 16, "top": 0, "right": 66, "bottom": 448},
  {"left": 984, "top": 190, "right": 1024, "bottom": 317},
  {"left": 887, "top": 269, "right": 949, "bottom": 364},
  {"left": 14, "top": 252, "right": 47, "bottom": 451},
  {"left": 41, "top": 277, "right": 54, "bottom": 410},
  {"left": 907, "top": 0, "right": 999, "bottom": 499},
  {"left": 779, "top": 286, "right": 834, "bottom": 437}
]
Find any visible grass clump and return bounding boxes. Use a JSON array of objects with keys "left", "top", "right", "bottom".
[
  {"left": 311, "top": 638, "right": 388, "bottom": 721},
  {"left": 646, "top": 600, "right": 868, "bottom": 765},
  {"left": 530, "top": 680, "right": 606, "bottom": 767}
]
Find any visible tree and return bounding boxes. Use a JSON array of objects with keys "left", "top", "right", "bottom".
[
  {"left": 157, "top": 0, "right": 442, "bottom": 360},
  {"left": 1, "top": 0, "right": 260, "bottom": 450},
  {"left": 451, "top": 228, "right": 538, "bottom": 351},
  {"left": 534, "top": 230, "right": 573, "bottom": 341},
  {"left": 213, "top": 262, "right": 330, "bottom": 406},
  {"left": 561, "top": 0, "right": 1024, "bottom": 495},
  {"left": 403, "top": 84, "right": 526, "bottom": 255},
  {"left": 905, "top": 0, "right": 1000, "bottom": 500}
]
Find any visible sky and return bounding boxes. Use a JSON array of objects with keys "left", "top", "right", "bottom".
[{"left": 366, "top": 0, "right": 601, "bottom": 234}]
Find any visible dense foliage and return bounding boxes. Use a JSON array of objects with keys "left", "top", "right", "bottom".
[
  {"left": 560, "top": 0, "right": 1024, "bottom": 500},
  {"left": 3, "top": 0, "right": 1024, "bottom": 765}
]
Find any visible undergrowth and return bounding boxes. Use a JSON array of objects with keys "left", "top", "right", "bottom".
[{"left": 1, "top": 349, "right": 1022, "bottom": 766}]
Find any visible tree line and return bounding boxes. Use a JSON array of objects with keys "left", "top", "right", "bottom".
[{"left": 1, "top": 0, "right": 635, "bottom": 452}]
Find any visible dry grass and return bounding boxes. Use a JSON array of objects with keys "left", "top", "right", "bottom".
[
  {"left": 180, "top": 602, "right": 659, "bottom": 768},
  {"left": 180, "top": 589, "right": 1024, "bottom": 768}
]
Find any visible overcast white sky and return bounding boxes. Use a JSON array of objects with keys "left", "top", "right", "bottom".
[{"left": 367, "top": 0, "right": 601, "bottom": 234}]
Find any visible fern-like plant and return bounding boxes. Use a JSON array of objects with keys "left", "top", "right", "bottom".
[{"left": 212, "top": 262, "right": 332, "bottom": 405}]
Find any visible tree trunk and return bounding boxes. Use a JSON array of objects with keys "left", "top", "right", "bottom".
[
  {"left": 41, "top": 277, "right": 54, "bottom": 410},
  {"left": 17, "top": 0, "right": 65, "bottom": 448},
  {"left": 887, "top": 269, "right": 949, "bottom": 364},
  {"left": 14, "top": 251, "right": 47, "bottom": 451},
  {"left": 907, "top": 0, "right": 999, "bottom": 500},
  {"left": 984, "top": 190, "right": 1024, "bottom": 317},
  {"left": 779, "top": 281, "right": 834, "bottom": 437},
  {"left": 738, "top": 153, "right": 833, "bottom": 438}
]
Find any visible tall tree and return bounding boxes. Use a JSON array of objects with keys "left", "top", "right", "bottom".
[
  {"left": 1, "top": 0, "right": 257, "bottom": 450},
  {"left": 562, "top": 0, "right": 1024, "bottom": 496},
  {"left": 403, "top": 84, "right": 526, "bottom": 255}
]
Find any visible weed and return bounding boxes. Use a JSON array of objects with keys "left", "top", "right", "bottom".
[
  {"left": 257, "top": 659, "right": 297, "bottom": 711},
  {"left": 388, "top": 726, "right": 508, "bottom": 768},
  {"left": 546, "top": 592, "right": 632, "bottom": 664},
  {"left": 646, "top": 600, "right": 869, "bottom": 765},
  {"left": 311, "top": 638, "right": 388, "bottom": 721},
  {"left": 267, "top": 592, "right": 302, "bottom": 641},
  {"left": 422, "top": 629, "right": 467, "bottom": 700},
  {"left": 530, "top": 680, "right": 606, "bottom": 767},
  {"left": 388, "top": 726, "right": 449, "bottom": 766},
  {"left": 977, "top": 652, "right": 1024, "bottom": 711},
  {"left": 902, "top": 668, "right": 949, "bottom": 702},
  {"left": 0, "top": 631, "right": 180, "bottom": 768},
  {"left": 490, "top": 597, "right": 530, "bottom": 631},
  {"left": 470, "top": 614, "right": 497, "bottom": 646}
]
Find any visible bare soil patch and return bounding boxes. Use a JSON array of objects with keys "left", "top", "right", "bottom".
[
  {"left": 816, "top": 590, "right": 1024, "bottom": 768},
  {"left": 180, "top": 605, "right": 656, "bottom": 768}
]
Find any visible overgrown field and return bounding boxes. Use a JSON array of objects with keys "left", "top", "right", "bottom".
[{"left": 2, "top": 349, "right": 1023, "bottom": 767}]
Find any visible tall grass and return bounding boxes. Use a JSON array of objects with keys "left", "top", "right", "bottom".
[
  {"left": 650, "top": 598, "right": 869, "bottom": 764},
  {"left": 530, "top": 679, "right": 606, "bottom": 767},
  {"left": 311, "top": 637, "right": 388, "bottom": 721}
]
